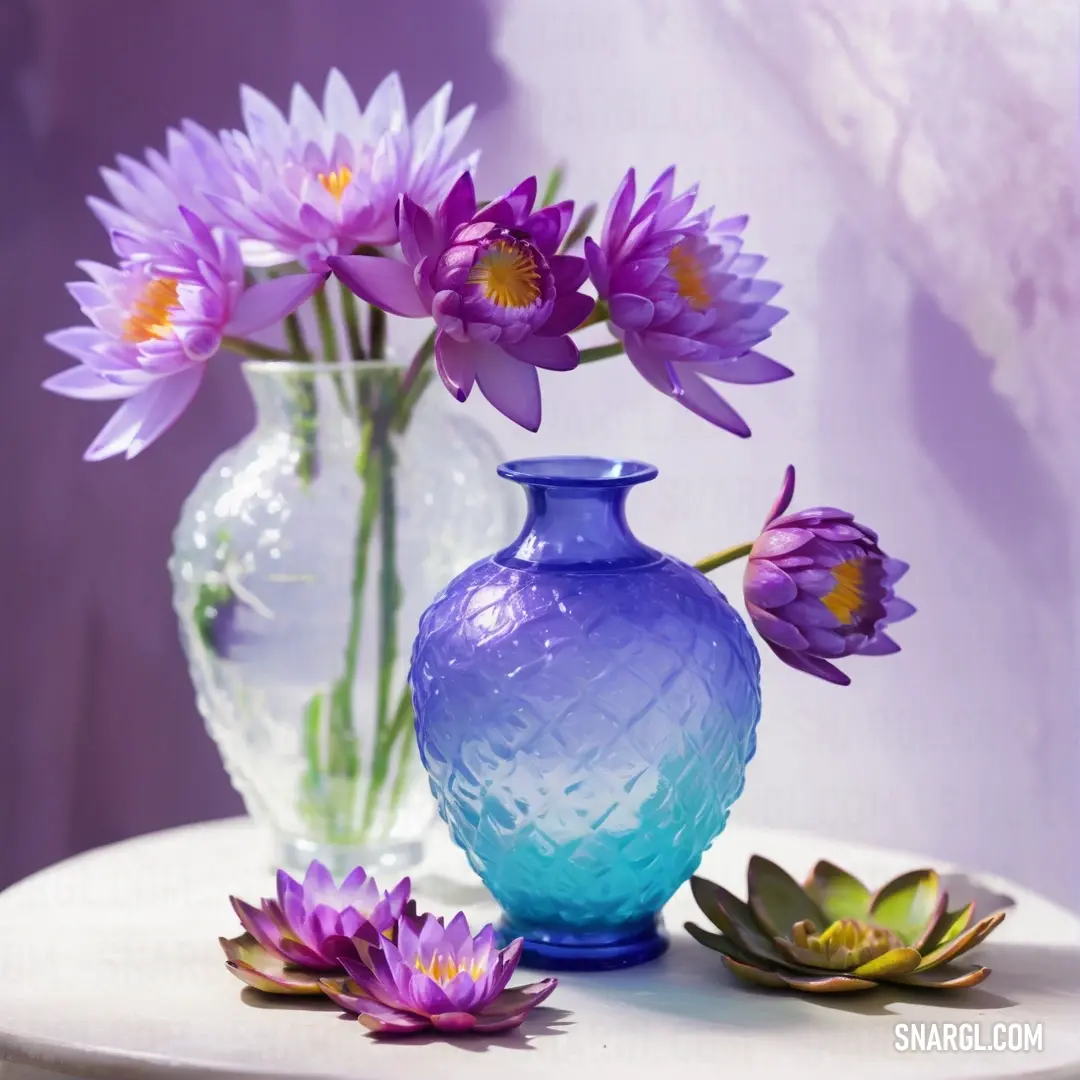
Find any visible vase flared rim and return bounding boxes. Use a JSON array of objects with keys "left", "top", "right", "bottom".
[
  {"left": 242, "top": 358, "right": 405, "bottom": 376},
  {"left": 497, "top": 456, "right": 658, "bottom": 488}
]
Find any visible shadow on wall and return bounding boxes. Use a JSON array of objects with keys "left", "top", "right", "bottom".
[
  {"left": 907, "top": 290, "right": 1070, "bottom": 597},
  {"left": 0, "top": 0, "right": 510, "bottom": 890}
]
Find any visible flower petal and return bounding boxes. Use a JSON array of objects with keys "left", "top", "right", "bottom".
[
  {"left": 502, "top": 333, "right": 579, "bottom": 371},
  {"left": 667, "top": 366, "right": 751, "bottom": 436},
  {"left": 691, "top": 351, "right": 793, "bottom": 385},
  {"left": 475, "top": 348, "right": 542, "bottom": 431},
  {"left": 475, "top": 978, "right": 558, "bottom": 1020},
  {"left": 745, "top": 602, "right": 809, "bottom": 651},
  {"left": 535, "top": 293, "right": 595, "bottom": 337},
  {"left": 777, "top": 597, "right": 841, "bottom": 630},
  {"left": 752, "top": 527, "right": 813, "bottom": 558},
  {"left": 434, "top": 329, "right": 477, "bottom": 402},
  {"left": 744, "top": 561, "right": 797, "bottom": 609},
  {"left": 328, "top": 255, "right": 428, "bottom": 318},
  {"left": 548, "top": 253, "right": 589, "bottom": 293},
  {"left": 858, "top": 632, "right": 901, "bottom": 656},
  {"left": 583, "top": 237, "right": 610, "bottom": 294},
  {"left": 768, "top": 644, "right": 851, "bottom": 686},
  {"left": 429, "top": 1012, "right": 479, "bottom": 1033},
  {"left": 122, "top": 366, "right": 204, "bottom": 459},
  {"left": 226, "top": 273, "right": 324, "bottom": 336},
  {"left": 609, "top": 293, "right": 656, "bottom": 331},
  {"left": 42, "top": 366, "right": 141, "bottom": 401},
  {"left": 885, "top": 598, "right": 916, "bottom": 622},
  {"left": 602, "top": 168, "right": 636, "bottom": 250},
  {"left": 220, "top": 935, "right": 324, "bottom": 995}
]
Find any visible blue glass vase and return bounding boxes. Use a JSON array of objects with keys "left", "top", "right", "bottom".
[{"left": 410, "top": 457, "right": 761, "bottom": 970}]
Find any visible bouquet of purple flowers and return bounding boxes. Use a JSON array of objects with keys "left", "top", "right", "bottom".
[{"left": 44, "top": 68, "right": 792, "bottom": 459}]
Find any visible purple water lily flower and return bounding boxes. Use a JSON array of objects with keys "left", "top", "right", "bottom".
[
  {"left": 87, "top": 119, "right": 240, "bottom": 247},
  {"left": 744, "top": 466, "right": 915, "bottom": 685},
  {"left": 221, "top": 861, "right": 412, "bottom": 994},
  {"left": 586, "top": 167, "right": 791, "bottom": 436},
  {"left": 43, "top": 208, "right": 320, "bottom": 461},
  {"left": 329, "top": 172, "right": 594, "bottom": 431},
  {"left": 319, "top": 911, "right": 557, "bottom": 1036},
  {"left": 208, "top": 69, "right": 478, "bottom": 270}
]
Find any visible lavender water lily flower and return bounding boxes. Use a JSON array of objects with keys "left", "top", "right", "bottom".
[
  {"left": 586, "top": 167, "right": 791, "bottom": 436},
  {"left": 744, "top": 466, "right": 915, "bottom": 685},
  {"left": 209, "top": 69, "right": 478, "bottom": 270},
  {"left": 329, "top": 172, "right": 594, "bottom": 430},
  {"left": 43, "top": 208, "right": 320, "bottom": 461},
  {"left": 221, "top": 861, "right": 412, "bottom": 994},
  {"left": 319, "top": 911, "right": 557, "bottom": 1035},
  {"left": 87, "top": 119, "right": 240, "bottom": 246}
]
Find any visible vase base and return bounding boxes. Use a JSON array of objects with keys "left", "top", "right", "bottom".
[
  {"left": 497, "top": 917, "right": 668, "bottom": 972},
  {"left": 273, "top": 834, "right": 423, "bottom": 879}
]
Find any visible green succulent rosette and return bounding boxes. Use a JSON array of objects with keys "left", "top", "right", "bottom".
[{"left": 687, "top": 856, "right": 1006, "bottom": 993}]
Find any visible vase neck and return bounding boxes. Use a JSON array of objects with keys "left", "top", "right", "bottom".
[
  {"left": 495, "top": 457, "right": 661, "bottom": 571},
  {"left": 242, "top": 359, "right": 408, "bottom": 434}
]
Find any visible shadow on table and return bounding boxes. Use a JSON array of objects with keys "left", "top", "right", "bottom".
[
  {"left": 568, "top": 934, "right": 810, "bottom": 1030},
  {"left": 363, "top": 1007, "right": 573, "bottom": 1051},
  {"left": 239, "top": 988, "right": 572, "bottom": 1049},
  {"left": 240, "top": 988, "right": 339, "bottom": 1012},
  {"left": 791, "top": 943, "right": 1080, "bottom": 1017}
]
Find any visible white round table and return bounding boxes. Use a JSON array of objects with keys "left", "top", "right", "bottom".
[{"left": 0, "top": 817, "right": 1077, "bottom": 1080}]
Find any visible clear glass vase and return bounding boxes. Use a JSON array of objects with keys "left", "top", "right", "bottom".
[
  {"left": 410, "top": 457, "right": 762, "bottom": 970},
  {"left": 170, "top": 360, "right": 518, "bottom": 876}
]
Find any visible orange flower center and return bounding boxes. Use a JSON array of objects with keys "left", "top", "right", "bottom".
[
  {"left": 123, "top": 277, "right": 180, "bottom": 343},
  {"left": 467, "top": 240, "right": 541, "bottom": 308},
  {"left": 317, "top": 165, "right": 353, "bottom": 202},
  {"left": 667, "top": 243, "right": 711, "bottom": 310},
  {"left": 822, "top": 558, "right": 866, "bottom": 625}
]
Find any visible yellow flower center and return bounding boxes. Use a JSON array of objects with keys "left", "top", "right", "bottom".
[
  {"left": 414, "top": 953, "right": 486, "bottom": 985},
  {"left": 789, "top": 917, "right": 904, "bottom": 969},
  {"left": 821, "top": 558, "right": 866, "bottom": 625},
  {"left": 467, "top": 240, "right": 541, "bottom": 308},
  {"left": 123, "top": 277, "right": 180, "bottom": 343},
  {"left": 317, "top": 165, "right": 353, "bottom": 202},
  {"left": 667, "top": 243, "right": 711, "bottom": 310}
]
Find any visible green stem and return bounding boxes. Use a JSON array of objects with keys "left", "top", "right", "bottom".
[
  {"left": 578, "top": 342, "right": 625, "bottom": 364},
  {"left": 540, "top": 163, "right": 565, "bottom": 207},
  {"left": 283, "top": 314, "right": 309, "bottom": 360},
  {"left": 694, "top": 542, "right": 754, "bottom": 575},
  {"left": 361, "top": 427, "right": 402, "bottom": 834},
  {"left": 341, "top": 284, "right": 366, "bottom": 361},
  {"left": 312, "top": 286, "right": 340, "bottom": 365},
  {"left": 369, "top": 306, "right": 387, "bottom": 359},
  {"left": 386, "top": 689, "right": 417, "bottom": 815},
  {"left": 222, "top": 336, "right": 293, "bottom": 361},
  {"left": 322, "top": 447, "right": 382, "bottom": 821},
  {"left": 398, "top": 329, "right": 436, "bottom": 405}
]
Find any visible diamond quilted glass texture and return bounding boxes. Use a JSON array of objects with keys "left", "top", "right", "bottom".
[{"left": 410, "top": 457, "right": 762, "bottom": 970}]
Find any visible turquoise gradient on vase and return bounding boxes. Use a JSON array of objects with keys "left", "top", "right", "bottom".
[{"left": 409, "top": 457, "right": 762, "bottom": 970}]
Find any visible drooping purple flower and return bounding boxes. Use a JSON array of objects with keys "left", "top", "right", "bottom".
[
  {"left": 43, "top": 208, "right": 321, "bottom": 461},
  {"left": 585, "top": 167, "right": 791, "bottom": 436},
  {"left": 744, "top": 466, "right": 915, "bottom": 685},
  {"left": 221, "top": 861, "right": 412, "bottom": 994},
  {"left": 329, "top": 172, "right": 594, "bottom": 431},
  {"left": 207, "top": 69, "right": 478, "bottom": 270},
  {"left": 319, "top": 911, "right": 557, "bottom": 1036}
]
